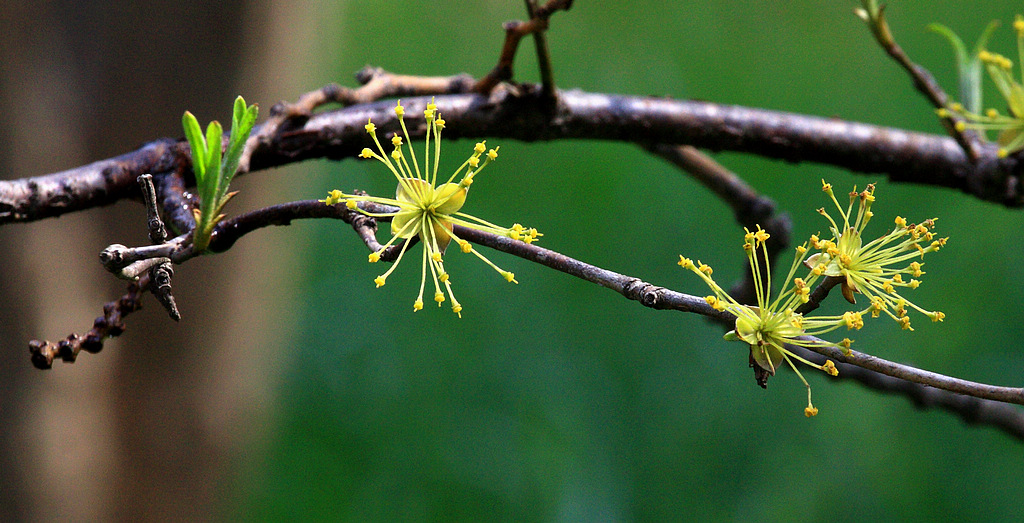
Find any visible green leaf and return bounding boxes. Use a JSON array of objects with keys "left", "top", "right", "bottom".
[
  {"left": 929, "top": 21, "right": 999, "bottom": 114},
  {"left": 928, "top": 23, "right": 968, "bottom": 71},
  {"left": 203, "top": 120, "right": 223, "bottom": 208},
  {"left": 196, "top": 120, "right": 224, "bottom": 251},
  {"left": 182, "top": 97, "right": 258, "bottom": 254},
  {"left": 973, "top": 21, "right": 1000, "bottom": 53},
  {"left": 182, "top": 111, "right": 207, "bottom": 184},
  {"left": 219, "top": 96, "right": 258, "bottom": 206}
]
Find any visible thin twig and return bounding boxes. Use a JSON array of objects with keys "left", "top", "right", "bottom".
[
  {"left": 473, "top": 0, "right": 573, "bottom": 94},
  {"left": 239, "top": 71, "right": 476, "bottom": 175},
  {"left": 28, "top": 276, "right": 147, "bottom": 369},
  {"left": 139, "top": 174, "right": 167, "bottom": 244},
  {"left": 795, "top": 276, "right": 843, "bottom": 315},
  {"left": 207, "top": 199, "right": 409, "bottom": 261},
  {"left": 786, "top": 344, "right": 1024, "bottom": 441},
  {"left": 858, "top": 3, "right": 984, "bottom": 161},
  {"left": 152, "top": 170, "right": 194, "bottom": 236},
  {"left": 138, "top": 174, "right": 179, "bottom": 320},
  {"left": 525, "top": 0, "right": 557, "bottom": 100},
  {"left": 795, "top": 335, "right": 1024, "bottom": 404}
]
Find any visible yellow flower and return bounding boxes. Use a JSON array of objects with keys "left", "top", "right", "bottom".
[
  {"left": 681, "top": 226, "right": 859, "bottom": 416},
  {"left": 806, "top": 181, "right": 946, "bottom": 330},
  {"left": 323, "top": 99, "right": 540, "bottom": 316}
]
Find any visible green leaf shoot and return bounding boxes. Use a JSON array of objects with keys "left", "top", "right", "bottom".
[
  {"left": 220, "top": 96, "right": 259, "bottom": 203},
  {"left": 182, "top": 111, "right": 207, "bottom": 185},
  {"left": 929, "top": 21, "right": 999, "bottom": 114},
  {"left": 182, "top": 96, "right": 258, "bottom": 253}
]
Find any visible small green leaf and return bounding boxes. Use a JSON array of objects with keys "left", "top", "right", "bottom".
[
  {"left": 183, "top": 97, "right": 257, "bottom": 254},
  {"left": 232, "top": 95, "right": 247, "bottom": 131},
  {"left": 203, "top": 121, "right": 223, "bottom": 207},
  {"left": 973, "top": 21, "right": 1001, "bottom": 55},
  {"left": 219, "top": 96, "right": 258, "bottom": 205},
  {"left": 182, "top": 111, "right": 207, "bottom": 184},
  {"left": 928, "top": 23, "right": 968, "bottom": 70},
  {"left": 930, "top": 21, "right": 999, "bottom": 114}
]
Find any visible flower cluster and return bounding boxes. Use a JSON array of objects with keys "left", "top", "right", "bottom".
[
  {"left": 679, "top": 229, "right": 853, "bottom": 418},
  {"left": 807, "top": 181, "right": 946, "bottom": 330},
  {"left": 938, "top": 15, "right": 1024, "bottom": 156},
  {"left": 679, "top": 181, "right": 946, "bottom": 416},
  {"left": 322, "top": 99, "right": 540, "bottom": 316}
]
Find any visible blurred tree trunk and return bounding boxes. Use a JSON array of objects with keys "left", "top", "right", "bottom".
[{"left": 0, "top": 1, "right": 316, "bottom": 519}]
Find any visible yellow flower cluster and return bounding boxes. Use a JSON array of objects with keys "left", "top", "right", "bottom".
[
  {"left": 808, "top": 181, "right": 946, "bottom": 330},
  {"left": 939, "top": 15, "right": 1024, "bottom": 156},
  {"left": 322, "top": 99, "right": 540, "bottom": 316},
  {"left": 679, "top": 181, "right": 946, "bottom": 416}
]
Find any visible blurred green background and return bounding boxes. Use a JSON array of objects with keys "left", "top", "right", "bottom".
[{"left": 3, "top": 1, "right": 1023, "bottom": 521}]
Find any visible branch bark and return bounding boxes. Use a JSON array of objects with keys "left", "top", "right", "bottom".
[
  {"left": 8, "top": 77, "right": 1024, "bottom": 439},
  {"left": 3, "top": 87, "right": 1020, "bottom": 228}
]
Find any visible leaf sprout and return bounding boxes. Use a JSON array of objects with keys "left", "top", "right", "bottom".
[
  {"left": 182, "top": 96, "right": 259, "bottom": 252},
  {"left": 937, "top": 15, "right": 1024, "bottom": 156}
]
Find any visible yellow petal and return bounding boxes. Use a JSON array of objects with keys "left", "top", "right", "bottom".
[
  {"left": 434, "top": 182, "right": 467, "bottom": 214},
  {"left": 396, "top": 178, "right": 433, "bottom": 204}
]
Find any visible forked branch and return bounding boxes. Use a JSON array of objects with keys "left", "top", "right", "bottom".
[{"left": 11, "top": 1, "right": 1024, "bottom": 442}]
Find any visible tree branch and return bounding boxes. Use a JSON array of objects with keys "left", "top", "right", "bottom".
[
  {"left": 28, "top": 277, "right": 147, "bottom": 369},
  {"left": 453, "top": 225, "right": 1024, "bottom": 405},
  {"left": 31, "top": 185, "right": 1024, "bottom": 439},
  {"left": 473, "top": 0, "right": 574, "bottom": 94},
  {"left": 4, "top": 87, "right": 1020, "bottom": 228},
  {"left": 857, "top": 2, "right": 984, "bottom": 161},
  {"left": 8, "top": 57, "right": 1023, "bottom": 439}
]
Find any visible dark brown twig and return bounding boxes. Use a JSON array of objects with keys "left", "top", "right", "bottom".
[
  {"left": 206, "top": 199, "right": 401, "bottom": 256},
  {"left": 4, "top": 89, "right": 1022, "bottom": 228},
  {"left": 858, "top": 3, "right": 984, "bottom": 161},
  {"left": 28, "top": 277, "right": 147, "bottom": 369},
  {"left": 238, "top": 69, "right": 478, "bottom": 177},
  {"left": 138, "top": 174, "right": 180, "bottom": 321},
  {"left": 152, "top": 170, "right": 194, "bottom": 236},
  {"left": 139, "top": 174, "right": 167, "bottom": 244},
  {"left": 473, "top": 0, "right": 573, "bottom": 94},
  {"left": 349, "top": 67, "right": 477, "bottom": 106},
  {"left": 525, "top": 0, "right": 558, "bottom": 100},
  {"left": 795, "top": 275, "right": 843, "bottom": 316}
]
